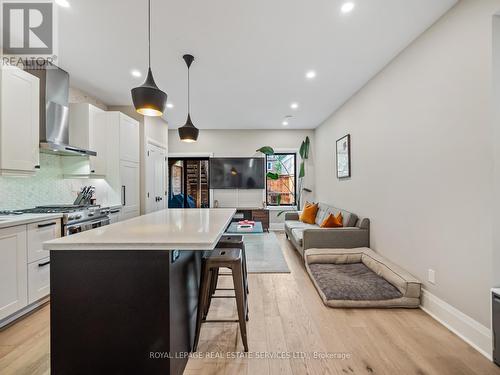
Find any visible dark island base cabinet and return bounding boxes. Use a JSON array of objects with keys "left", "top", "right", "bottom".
[{"left": 50, "top": 249, "right": 202, "bottom": 375}]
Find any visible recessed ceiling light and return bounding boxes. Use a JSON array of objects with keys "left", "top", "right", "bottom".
[
  {"left": 305, "top": 70, "right": 316, "bottom": 79},
  {"left": 341, "top": 2, "right": 355, "bottom": 14},
  {"left": 282, "top": 115, "right": 292, "bottom": 126},
  {"left": 131, "top": 69, "right": 142, "bottom": 78},
  {"left": 55, "top": 0, "right": 70, "bottom": 8},
  {"left": 166, "top": 103, "right": 174, "bottom": 109},
  {"left": 290, "top": 102, "right": 299, "bottom": 110}
]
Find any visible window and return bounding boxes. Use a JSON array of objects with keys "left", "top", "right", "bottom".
[{"left": 266, "top": 153, "right": 296, "bottom": 206}]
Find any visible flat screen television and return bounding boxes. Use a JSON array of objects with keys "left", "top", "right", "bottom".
[{"left": 210, "top": 157, "right": 265, "bottom": 189}]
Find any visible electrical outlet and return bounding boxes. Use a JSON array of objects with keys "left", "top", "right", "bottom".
[{"left": 428, "top": 269, "right": 436, "bottom": 284}]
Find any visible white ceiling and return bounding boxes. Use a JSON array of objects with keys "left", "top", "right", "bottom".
[{"left": 58, "top": 0, "right": 457, "bottom": 129}]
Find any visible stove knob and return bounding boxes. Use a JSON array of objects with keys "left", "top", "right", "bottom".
[
  {"left": 75, "top": 215, "right": 82, "bottom": 220},
  {"left": 68, "top": 215, "right": 75, "bottom": 221}
]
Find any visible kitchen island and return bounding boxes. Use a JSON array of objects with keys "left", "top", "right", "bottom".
[{"left": 43, "top": 208, "right": 235, "bottom": 375}]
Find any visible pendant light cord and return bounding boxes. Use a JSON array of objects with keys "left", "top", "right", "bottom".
[
  {"left": 148, "top": 0, "right": 151, "bottom": 69},
  {"left": 187, "top": 65, "right": 190, "bottom": 113}
]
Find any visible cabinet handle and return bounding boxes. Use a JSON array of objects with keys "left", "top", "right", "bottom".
[
  {"left": 110, "top": 209, "right": 120, "bottom": 214},
  {"left": 91, "top": 170, "right": 95, "bottom": 173},
  {"left": 34, "top": 165, "right": 41, "bottom": 169},
  {"left": 122, "top": 185, "right": 126, "bottom": 206},
  {"left": 38, "top": 222, "right": 57, "bottom": 228},
  {"left": 38, "top": 260, "right": 50, "bottom": 267}
]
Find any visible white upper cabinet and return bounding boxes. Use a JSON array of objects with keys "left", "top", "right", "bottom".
[
  {"left": 0, "top": 65, "right": 40, "bottom": 176},
  {"left": 95, "top": 112, "right": 140, "bottom": 217},
  {"left": 66, "top": 103, "right": 106, "bottom": 177},
  {"left": 119, "top": 113, "right": 140, "bottom": 163}
]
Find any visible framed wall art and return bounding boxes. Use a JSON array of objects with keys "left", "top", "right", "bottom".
[{"left": 336, "top": 134, "right": 351, "bottom": 179}]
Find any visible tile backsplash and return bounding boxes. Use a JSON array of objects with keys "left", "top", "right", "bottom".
[{"left": 0, "top": 153, "right": 115, "bottom": 210}]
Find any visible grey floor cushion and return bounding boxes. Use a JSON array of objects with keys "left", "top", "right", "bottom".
[{"left": 308, "top": 262, "right": 403, "bottom": 301}]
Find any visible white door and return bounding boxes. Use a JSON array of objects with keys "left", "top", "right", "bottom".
[
  {"left": 145, "top": 144, "right": 167, "bottom": 213},
  {"left": 0, "top": 226, "right": 28, "bottom": 320},
  {"left": 0, "top": 66, "right": 39, "bottom": 174},
  {"left": 120, "top": 160, "right": 140, "bottom": 220}
]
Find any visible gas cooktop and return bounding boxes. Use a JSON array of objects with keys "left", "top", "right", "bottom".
[{"left": 20, "top": 205, "right": 100, "bottom": 214}]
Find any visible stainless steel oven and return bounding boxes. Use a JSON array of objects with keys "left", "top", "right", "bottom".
[
  {"left": 17, "top": 205, "right": 111, "bottom": 237},
  {"left": 64, "top": 216, "right": 110, "bottom": 236}
]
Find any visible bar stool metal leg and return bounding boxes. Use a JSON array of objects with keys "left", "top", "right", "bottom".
[
  {"left": 230, "top": 261, "right": 248, "bottom": 352},
  {"left": 193, "top": 260, "right": 211, "bottom": 352}
]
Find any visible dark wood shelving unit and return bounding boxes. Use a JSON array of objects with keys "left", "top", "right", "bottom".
[{"left": 232, "top": 208, "right": 270, "bottom": 231}]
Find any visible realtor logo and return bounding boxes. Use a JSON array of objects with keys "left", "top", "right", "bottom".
[{"left": 2, "top": 2, "right": 53, "bottom": 55}]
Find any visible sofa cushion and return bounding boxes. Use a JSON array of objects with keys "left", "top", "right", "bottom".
[
  {"left": 315, "top": 205, "right": 329, "bottom": 226},
  {"left": 315, "top": 203, "right": 358, "bottom": 227},
  {"left": 285, "top": 220, "right": 317, "bottom": 231},
  {"left": 300, "top": 203, "right": 319, "bottom": 224},
  {"left": 320, "top": 213, "right": 343, "bottom": 228}
]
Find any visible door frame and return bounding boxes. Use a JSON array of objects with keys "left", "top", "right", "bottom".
[
  {"left": 145, "top": 142, "right": 167, "bottom": 214},
  {"left": 167, "top": 155, "right": 211, "bottom": 209}
]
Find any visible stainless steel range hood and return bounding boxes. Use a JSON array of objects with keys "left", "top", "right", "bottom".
[{"left": 25, "top": 64, "right": 97, "bottom": 157}]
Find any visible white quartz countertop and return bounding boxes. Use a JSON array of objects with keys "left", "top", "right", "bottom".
[
  {"left": 43, "top": 208, "right": 236, "bottom": 251},
  {"left": 0, "top": 213, "right": 63, "bottom": 229}
]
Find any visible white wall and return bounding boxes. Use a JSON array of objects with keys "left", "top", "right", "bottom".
[
  {"left": 315, "top": 0, "right": 498, "bottom": 330},
  {"left": 168, "top": 129, "right": 314, "bottom": 212},
  {"left": 492, "top": 14, "right": 500, "bottom": 294}
]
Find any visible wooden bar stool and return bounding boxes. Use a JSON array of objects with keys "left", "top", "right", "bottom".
[{"left": 193, "top": 248, "right": 248, "bottom": 352}]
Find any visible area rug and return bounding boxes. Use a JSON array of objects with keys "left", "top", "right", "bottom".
[{"left": 242, "top": 232, "right": 290, "bottom": 273}]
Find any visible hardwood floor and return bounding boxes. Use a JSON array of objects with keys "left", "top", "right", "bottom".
[{"left": 1, "top": 232, "right": 499, "bottom": 374}]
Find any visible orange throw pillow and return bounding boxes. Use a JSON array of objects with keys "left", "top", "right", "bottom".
[
  {"left": 320, "top": 213, "right": 343, "bottom": 228},
  {"left": 300, "top": 203, "right": 319, "bottom": 224}
]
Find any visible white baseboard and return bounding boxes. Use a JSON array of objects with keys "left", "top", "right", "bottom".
[
  {"left": 0, "top": 296, "right": 50, "bottom": 329},
  {"left": 420, "top": 289, "right": 492, "bottom": 360}
]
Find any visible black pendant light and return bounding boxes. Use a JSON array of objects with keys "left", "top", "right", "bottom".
[
  {"left": 178, "top": 54, "right": 199, "bottom": 142},
  {"left": 131, "top": 0, "right": 167, "bottom": 117}
]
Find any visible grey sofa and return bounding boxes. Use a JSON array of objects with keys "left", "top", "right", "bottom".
[{"left": 284, "top": 203, "right": 370, "bottom": 257}]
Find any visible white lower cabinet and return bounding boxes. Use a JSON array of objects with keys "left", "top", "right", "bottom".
[
  {"left": 27, "top": 219, "right": 61, "bottom": 263},
  {"left": 108, "top": 207, "right": 122, "bottom": 224},
  {"left": 28, "top": 257, "right": 50, "bottom": 304},
  {"left": 0, "top": 226, "right": 28, "bottom": 320},
  {"left": 0, "top": 219, "right": 61, "bottom": 324}
]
